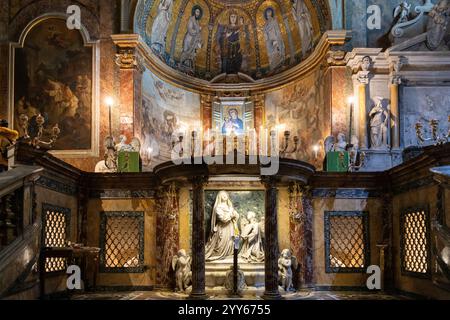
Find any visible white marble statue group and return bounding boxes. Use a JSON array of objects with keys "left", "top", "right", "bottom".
[{"left": 205, "top": 191, "right": 265, "bottom": 263}]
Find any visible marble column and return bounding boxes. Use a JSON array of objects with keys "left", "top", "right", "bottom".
[
  {"left": 189, "top": 176, "right": 208, "bottom": 299},
  {"left": 301, "top": 187, "right": 314, "bottom": 287},
  {"left": 156, "top": 184, "right": 180, "bottom": 289},
  {"left": 112, "top": 37, "right": 145, "bottom": 142},
  {"left": 201, "top": 94, "right": 213, "bottom": 134},
  {"left": 390, "top": 76, "right": 401, "bottom": 149},
  {"left": 252, "top": 94, "right": 265, "bottom": 135},
  {"left": 262, "top": 176, "right": 282, "bottom": 300},
  {"left": 357, "top": 71, "right": 370, "bottom": 149}
]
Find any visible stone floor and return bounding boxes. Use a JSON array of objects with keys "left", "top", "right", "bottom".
[{"left": 70, "top": 290, "right": 413, "bottom": 300}]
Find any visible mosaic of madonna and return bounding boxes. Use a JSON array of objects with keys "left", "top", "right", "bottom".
[
  {"left": 137, "top": 0, "right": 330, "bottom": 80},
  {"left": 13, "top": 18, "right": 93, "bottom": 151}
]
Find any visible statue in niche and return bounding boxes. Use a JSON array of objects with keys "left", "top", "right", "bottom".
[
  {"left": 216, "top": 11, "right": 243, "bottom": 74},
  {"left": 263, "top": 7, "right": 286, "bottom": 71},
  {"left": 369, "top": 97, "right": 390, "bottom": 149},
  {"left": 151, "top": 0, "right": 173, "bottom": 55},
  {"left": 426, "top": 0, "right": 450, "bottom": 51},
  {"left": 239, "top": 212, "right": 265, "bottom": 263},
  {"left": 172, "top": 249, "right": 192, "bottom": 292},
  {"left": 205, "top": 191, "right": 240, "bottom": 261},
  {"left": 180, "top": 5, "right": 203, "bottom": 74},
  {"left": 278, "top": 249, "right": 298, "bottom": 292},
  {"left": 291, "top": 0, "right": 314, "bottom": 57}
]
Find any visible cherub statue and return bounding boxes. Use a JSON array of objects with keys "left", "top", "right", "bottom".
[
  {"left": 278, "top": 249, "right": 298, "bottom": 292},
  {"left": 334, "top": 133, "right": 348, "bottom": 152},
  {"left": 171, "top": 249, "right": 192, "bottom": 292}
]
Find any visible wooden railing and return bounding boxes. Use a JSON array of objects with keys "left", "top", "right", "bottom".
[
  {"left": 0, "top": 166, "right": 42, "bottom": 253},
  {"left": 0, "top": 165, "right": 42, "bottom": 297}
]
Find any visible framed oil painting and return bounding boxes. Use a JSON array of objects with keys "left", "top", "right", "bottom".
[
  {"left": 212, "top": 98, "right": 254, "bottom": 135},
  {"left": 9, "top": 15, "right": 99, "bottom": 157}
]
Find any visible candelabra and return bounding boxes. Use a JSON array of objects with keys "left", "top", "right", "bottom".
[
  {"left": 416, "top": 117, "right": 450, "bottom": 146},
  {"left": 348, "top": 150, "right": 367, "bottom": 172},
  {"left": 19, "top": 114, "right": 60, "bottom": 149},
  {"left": 280, "top": 131, "right": 299, "bottom": 157},
  {"left": 172, "top": 134, "right": 184, "bottom": 158}
]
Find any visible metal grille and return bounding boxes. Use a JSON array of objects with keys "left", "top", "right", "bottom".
[
  {"left": 325, "top": 211, "right": 370, "bottom": 273},
  {"left": 401, "top": 208, "right": 431, "bottom": 277},
  {"left": 100, "top": 212, "right": 144, "bottom": 273},
  {"left": 42, "top": 204, "right": 70, "bottom": 273}
]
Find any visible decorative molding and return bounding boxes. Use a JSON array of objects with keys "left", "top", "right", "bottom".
[
  {"left": 313, "top": 188, "right": 382, "bottom": 199},
  {"left": 326, "top": 50, "right": 346, "bottom": 66},
  {"left": 111, "top": 31, "right": 350, "bottom": 94},
  {"left": 392, "top": 176, "right": 436, "bottom": 195},
  {"left": 36, "top": 176, "right": 77, "bottom": 196},
  {"left": 89, "top": 189, "right": 155, "bottom": 199}
]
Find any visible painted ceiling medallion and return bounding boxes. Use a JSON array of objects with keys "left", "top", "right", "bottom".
[{"left": 137, "top": 0, "right": 331, "bottom": 82}]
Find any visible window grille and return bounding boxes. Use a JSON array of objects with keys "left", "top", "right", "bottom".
[
  {"left": 42, "top": 204, "right": 70, "bottom": 273},
  {"left": 325, "top": 211, "right": 370, "bottom": 273},
  {"left": 100, "top": 212, "right": 144, "bottom": 273},
  {"left": 400, "top": 208, "right": 431, "bottom": 277}
]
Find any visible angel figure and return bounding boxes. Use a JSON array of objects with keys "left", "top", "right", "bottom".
[
  {"left": 239, "top": 212, "right": 265, "bottom": 263},
  {"left": 171, "top": 249, "right": 192, "bottom": 292},
  {"left": 278, "top": 249, "right": 298, "bottom": 292}
]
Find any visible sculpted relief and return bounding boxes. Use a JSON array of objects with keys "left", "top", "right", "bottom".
[
  {"left": 140, "top": 0, "right": 326, "bottom": 80},
  {"left": 205, "top": 191, "right": 265, "bottom": 263}
]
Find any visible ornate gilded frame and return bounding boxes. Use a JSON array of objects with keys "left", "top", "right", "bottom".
[{"left": 8, "top": 13, "right": 100, "bottom": 158}]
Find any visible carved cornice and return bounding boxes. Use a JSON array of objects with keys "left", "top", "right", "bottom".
[
  {"left": 357, "top": 70, "right": 371, "bottom": 85},
  {"left": 113, "top": 38, "right": 145, "bottom": 72},
  {"left": 111, "top": 31, "right": 351, "bottom": 94},
  {"left": 327, "top": 50, "right": 347, "bottom": 66}
]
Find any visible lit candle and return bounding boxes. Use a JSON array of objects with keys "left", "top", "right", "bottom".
[
  {"left": 105, "top": 96, "right": 114, "bottom": 139},
  {"left": 348, "top": 96, "right": 355, "bottom": 142}
]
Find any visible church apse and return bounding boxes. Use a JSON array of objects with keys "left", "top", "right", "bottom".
[{"left": 137, "top": 0, "right": 328, "bottom": 81}]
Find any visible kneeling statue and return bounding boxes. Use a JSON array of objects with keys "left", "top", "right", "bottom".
[
  {"left": 172, "top": 249, "right": 192, "bottom": 292},
  {"left": 278, "top": 249, "right": 298, "bottom": 292}
]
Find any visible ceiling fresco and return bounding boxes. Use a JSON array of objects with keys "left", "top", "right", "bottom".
[{"left": 135, "top": 0, "right": 331, "bottom": 81}]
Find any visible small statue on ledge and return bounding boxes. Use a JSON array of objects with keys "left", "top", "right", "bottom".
[
  {"left": 95, "top": 135, "right": 141, "bottom": 173},
  {"left": 278, "top": 249, "right": 298, "bottom": 292},
  {"left": 324, "top": 133, "right": 348, "bottom": 153},
  {"left": 171, "top": 249, "right": 192, "bottom": 293}
]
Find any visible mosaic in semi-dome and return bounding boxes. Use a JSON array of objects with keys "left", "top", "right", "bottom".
[{"left": 135, "top": 0, "right": 331, "bottom": 81}]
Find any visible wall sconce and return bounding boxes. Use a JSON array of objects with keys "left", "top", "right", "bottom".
[
  {"left": 416, "top": 118, "right": 449, "bottom": 146},
  {"left": 280, "top": 130, "right": 300, "bottom": 157},
  {"left": 172, "top": 134, "right": 184, "bottom": 158},
  {"left": 105, "top": 96, "right": 115, "bottom": 144}
]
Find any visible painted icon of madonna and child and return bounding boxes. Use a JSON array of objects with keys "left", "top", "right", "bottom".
[{"left": 205, "top": 191, "right": 265, "bottom": 263}]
